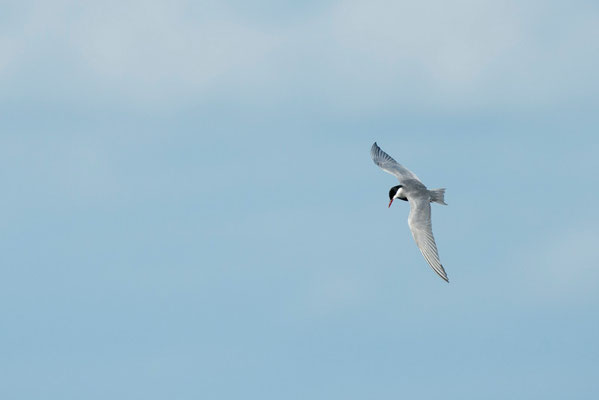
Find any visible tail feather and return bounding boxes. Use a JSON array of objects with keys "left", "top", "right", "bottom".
[{"left": 429, "top": 188, "right": 447, "bottom": 205}]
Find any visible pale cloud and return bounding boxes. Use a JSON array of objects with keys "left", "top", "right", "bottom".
[
  {"left": 0, "top": 36, "right": 20, "bottom": 74},
  {"left": 2, "top": 0, "right": 598, "bottom": 111},
  {"left": 322, "top": 0, "right": 599, "bottom": 110},
  {"left": 328, "top": 1, "right": 519, "bottom": 92},
  {"left": 0, "top": 134, "right": 121, "bottom": 206},
  {"left": 515, "top": 226, "right": 599, "bottom": 305},
  {"left": 70, "top": 2, "right": 280, "bottom": 98}
]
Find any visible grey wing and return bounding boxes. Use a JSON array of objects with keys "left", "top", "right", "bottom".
[
  {"left": 407, "top": 195, "right": 449, "bottom": 282},
  {"left": 371, "top": 142, "right": 421, "bottom": 183}
]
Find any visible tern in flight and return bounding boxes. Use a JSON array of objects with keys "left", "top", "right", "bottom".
[{"left": 371, "top": 142, "right": 449, "bottom": 282}]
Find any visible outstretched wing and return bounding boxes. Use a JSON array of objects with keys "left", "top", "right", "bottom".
[
  {"left": 371, "top": 142, "right": 421, "bottom": 183},
  {"left": 407, "top": 194, "right": 449, "bottom": 282}
]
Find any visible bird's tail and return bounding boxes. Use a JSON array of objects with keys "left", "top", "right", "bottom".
[{"left": 429, "top": 188, "right": 447, "bottom": 205}]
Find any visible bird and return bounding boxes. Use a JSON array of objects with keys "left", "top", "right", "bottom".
[{"left": 370, "top": 142, "right": 449, "bottom": 282}]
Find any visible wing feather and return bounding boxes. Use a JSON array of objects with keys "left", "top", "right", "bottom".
[
  {"left": 407, "top": 195, "right": 449, "bottom": 282},
  {"left": 371, "top": 142, "right": 421, "bottom": 183}
]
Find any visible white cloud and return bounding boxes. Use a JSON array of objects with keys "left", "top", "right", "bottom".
[
  {"left": 2, "top": 0, "right": 598, "bottom": 111},
  {"left": 321, "top": 0, "right": 599, "bottom": 110},
  {"left": 0, "top": 36, "right": 20, "bottom": 74},
  {"left": 0, "top": 134, "right": 122, "bottom": 207},
  {"left": 515, "top": 226, "right": 599, "bottom": 305},
  {"left": 70, "top": 2, "right": 280, "bottom": 97}
]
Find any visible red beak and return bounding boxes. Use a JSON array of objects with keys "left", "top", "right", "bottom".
[{"left": 388, "top": 199, "right": 394, "bottom": 208}]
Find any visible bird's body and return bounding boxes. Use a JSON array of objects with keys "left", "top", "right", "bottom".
[{"left": 371, "top": 142, "right": 449, "bottom": 282}]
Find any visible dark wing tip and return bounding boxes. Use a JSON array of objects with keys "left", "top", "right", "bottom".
[
  {"left": 370, "top": 142, "right": 384, "bottom": 162},
  {"left": 371, "top": 142, "right": 379, "bottom": 154},
  {"left": 370, "top": 142, "right": 378, "bottom": 162},
  {"left": 438, "top": 266, "right": 449, "bottom": 283}
]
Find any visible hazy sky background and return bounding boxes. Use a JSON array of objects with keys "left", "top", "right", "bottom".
[{"left": 2, "top": 1, "right": 598, "bottom": 399}]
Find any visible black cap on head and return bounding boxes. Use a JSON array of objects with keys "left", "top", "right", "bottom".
[{"left": 388, "top": 185, "right": 402, "bottom": 200}]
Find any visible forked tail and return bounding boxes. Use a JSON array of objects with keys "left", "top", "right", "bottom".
[{"left": 429, "top": 188, "right": 447, "bottom": 205}]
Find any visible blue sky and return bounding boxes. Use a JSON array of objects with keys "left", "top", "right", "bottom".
[{"left": 1, "top": 1, "right": 599, "bottom": 399}]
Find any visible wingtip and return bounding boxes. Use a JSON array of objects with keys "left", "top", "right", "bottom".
[
  {"left": 441, "top": 270, "right": 449, "bottom": 283},
  {"left": 370, "top": 142, "right": 379, "bottom": 160},
  {"left": 436, "top": 265, "right": 449, "bottom": 283},
  {"left": 370, "top": 142, "right": 382, "bottom": 157}
]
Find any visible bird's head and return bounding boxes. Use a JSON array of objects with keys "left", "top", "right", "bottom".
[{"left": 388, "top": 185, "right": 406, "bottom": 207}]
